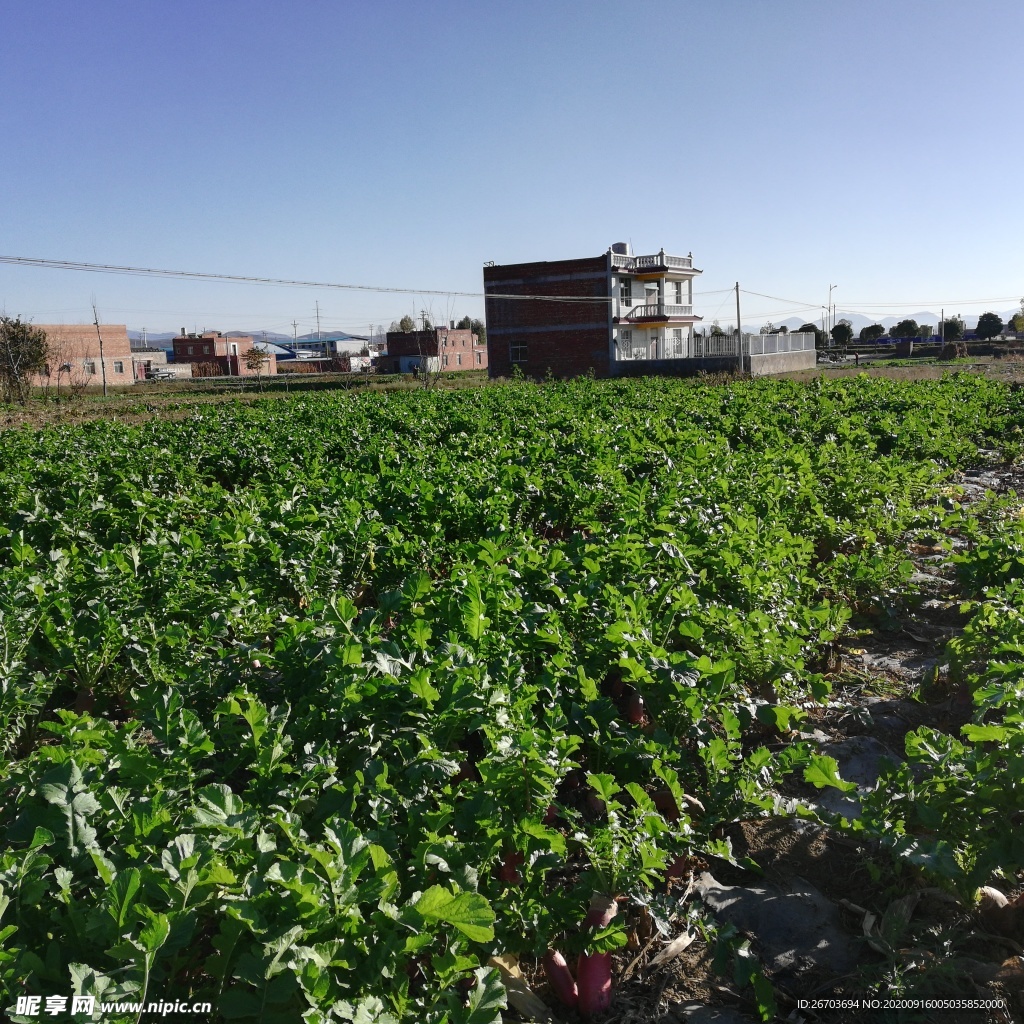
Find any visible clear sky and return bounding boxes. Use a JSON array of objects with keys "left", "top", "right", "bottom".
[{"left": 1, "top": 0, "right": 1021, "bottom": 336}]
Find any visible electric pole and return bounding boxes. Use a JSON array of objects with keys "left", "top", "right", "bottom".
[{"left": 734, "top": 283, "right": 741, "bottom": 338}]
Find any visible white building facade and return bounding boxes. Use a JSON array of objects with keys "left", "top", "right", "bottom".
[{"left": 609, "top": 245, "right": 703, "bottom": 364}]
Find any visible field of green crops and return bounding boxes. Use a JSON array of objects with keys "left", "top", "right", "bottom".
[{"left": 2, "top": 373, "right": 1024, "bottom": 1022}]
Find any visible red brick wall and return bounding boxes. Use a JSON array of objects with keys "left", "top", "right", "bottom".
[
  {"left": 385, "top": 328, "right": 487, "bottom": 371},
  {"left": 30, "top": 324, "right": 133, "bottom": 387},
  {"left": 483, "top": 256, "right": 611, "bottom": 378}
]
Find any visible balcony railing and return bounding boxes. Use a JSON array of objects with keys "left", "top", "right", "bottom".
[
  {"left": 611, "top": 249, "right": 693, "bottom": 271},
  {"left": 624, "top": 303, "right": 693, "bottom": 319}
]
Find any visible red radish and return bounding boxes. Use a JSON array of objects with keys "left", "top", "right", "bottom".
[
  {"left": 665, "top": 855, "right": 688, "bottom": 881},
  {"left": 626, "top": 690, "right": 648, "bottom": 724},
  {"left": 543, "top": 949, "right": 578, "bottom": 1008},
  {"left": 576, "top": 951, "right": 612, "bottom": 1017},
  {"left": 497, "top": 851, "right": 524, "bottom": 885},
  {"left": 652, "top": 789, "right": 680, "bottom": 821},
  {"left": 583, "top": 893, "right": 618, "bottom": 930}
]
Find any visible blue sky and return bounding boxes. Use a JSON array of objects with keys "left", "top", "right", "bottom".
[{"left": 1, "top": 0, "right": 1021, "bottom": 336}]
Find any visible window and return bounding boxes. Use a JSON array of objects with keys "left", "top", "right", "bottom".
[
  {"left": 619, "top": 278, "right": 633, "bottom": 308},
  {"left": 476, "top": 351, "right": 482, "bottom": 364},
  {"left": 510, "top": 341, "right": 528, "bottom": 364},
  {"left": 443, "top": 355, "right": 449, "bottom": 366},
  {"left": 84, "top": 361, "right": 96, "bottom": 375},
  {"left": 187, "top": 345, "right": 194, "bottom": 355},
  {"left": 673, "top": 281, "right": 683, "bottom": 305},
  {"left": 671, "top": 329, "right": 684, "bottom": 356},
  {"left": 113, "top": 361, "right": 124, "bottom": 374},
  {"left": 457, "top": 353, "right": 462, "bottom": 366},
  {"left": 618, "top": 329, "right": 632, "bottom": 359}
]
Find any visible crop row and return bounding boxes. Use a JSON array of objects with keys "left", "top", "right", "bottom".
[{"left": 1, "top": 373, "right": 1023, "bottom": 1021}]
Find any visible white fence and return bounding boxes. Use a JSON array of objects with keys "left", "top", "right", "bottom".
[{"left": 744, "top": 332, "right": 816, "bottom": 356}]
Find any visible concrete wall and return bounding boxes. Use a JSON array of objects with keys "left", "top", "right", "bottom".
[{"left": 747, "top": 350, "right": 816, "bottom": 375}]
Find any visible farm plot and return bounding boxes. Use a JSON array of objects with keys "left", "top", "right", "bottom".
[{"left": 1, "top": 373, "right": 1023, "bottom": 1023}]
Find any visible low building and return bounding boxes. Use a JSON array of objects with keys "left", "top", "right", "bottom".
[
  {"left": 171, "top": 331, "right": 276, "bottom": 377},
  {"left": 31, "top": 324, "right": 134, "bottom": 389},
  {"left": 130, "top": 348, "right": 192, "bottom": 380},
  {"left": 380, "top": 327, "right": 487, "bottom": 374},
  {"left": 483, "top": 244, "right": 815, "bottom": 378}
]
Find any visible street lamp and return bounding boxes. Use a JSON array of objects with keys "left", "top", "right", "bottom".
[{"left": 828, "top": 284, "right": 837, "bottom": 337}]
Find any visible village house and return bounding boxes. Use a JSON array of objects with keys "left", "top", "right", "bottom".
[
  {"left": 30, "top": 324, "right": 134, "bottom": 389},
  {"left": 483, "top": 244, "right": 816, "bottom": 378},
  {"left": 380, "top": 326, "right": 487, "bottom": 374},
  {"left": 171, "top": 330, "right": 276, "bottom": 377}
]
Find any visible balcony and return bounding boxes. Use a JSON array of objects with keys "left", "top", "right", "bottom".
[
  {"left": 610, "top": 249, "right": 693, "bottom": 272},
  {"left": 622, "top": 302, "right": 694, "bottom": 322}
]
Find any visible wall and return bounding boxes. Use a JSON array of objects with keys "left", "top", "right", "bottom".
[
  {"left": 746, "top": 350, "right": 816, "bottom": 375},
  {"left": 484, "top": 255, "right": 611, "bottom": 378},
  {"left": 30, "top": 324, "right": 134, "bottom": 389}
]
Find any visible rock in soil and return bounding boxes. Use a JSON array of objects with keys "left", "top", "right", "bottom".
[{"left": 696, "top": 872, "right": 861, "bottom": 982}]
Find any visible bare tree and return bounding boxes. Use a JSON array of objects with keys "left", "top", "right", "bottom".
[{"left": 415, "top": 298, "right": 456, "bottom": 388}]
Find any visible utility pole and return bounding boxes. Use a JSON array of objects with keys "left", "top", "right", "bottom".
[
  {"left": 91, "top": 303, "right": 108, "bottom": 397},
  {"left": 315, "top": 302, "right": 322, "bottom": 355},
  {"left": 940, "top": 308, "right": 944, "bottom": 346},
  {"left": 292, "top": 320, "right": 298, "bottom": 345},
  {"left": 734, "top": 282, "right": 741, "bottom": 337}
]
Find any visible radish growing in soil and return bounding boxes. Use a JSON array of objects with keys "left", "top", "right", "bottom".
[
  {"left": 576, "top": 893, "right": 618, "bottom": 1017},
  {"left": 542, "top": 950, "right": 577, "bottom": 1008}
]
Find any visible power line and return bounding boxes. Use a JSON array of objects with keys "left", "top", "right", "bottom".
[{"left": 0, "top": 255, "right": 612, "bottom": 305}]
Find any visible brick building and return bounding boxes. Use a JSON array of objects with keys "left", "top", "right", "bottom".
[
  {"left": 30, "top": 324, "right": 134, "bottom": 389},
  {"left": 483, "top": 245, "right": 703, "bottom": 378},
  {"left": 381, "top": 327, "right": 487, "bottom": 374},
  {"left": 171, "top": 331, "right": 276, "bottom": 377}
]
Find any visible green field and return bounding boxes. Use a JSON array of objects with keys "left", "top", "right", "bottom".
[{"left": 2, "top": 373, "right": 1023, "bottom": 1022}]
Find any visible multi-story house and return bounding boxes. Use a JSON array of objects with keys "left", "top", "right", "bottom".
[
  {"left": 381, "top": 327, "right": 487, "bottom": 374},
  {"left": 483, "top": 244, "right": 702, "bottom": 378},
  {"left": 484, "top": 245, "right": 818, "bottom": 378},
  {"left": 171, "top": 331, "right": 275, "bottom": 377}
]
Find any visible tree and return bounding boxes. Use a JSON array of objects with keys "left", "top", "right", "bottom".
[
  {"left": 0, "top": 317, "right": 48, "bottom": 404},
  {"left": 797, "top": 323, "right": 825, "bottom": 348},
  {"left": 1011, "top": 312, "right": 1024, "bottom": 334},
  {"left": 760, "top": 321, "right": 775, "bottom": 335},
  {"left": 975, "top": 312, "right": 1004, "bottom": 341},
  {"left": 710, "top": 320, "right": 725, "bottom": 337},
  {"left": 917, "top": 325, "right": 933, "bottom": 340},
  {"left": 859, "top": 324, "right": 886, "bottom": 343},
  {"left": 890, "top": 319, "right": 919, "bottom": 339},
  {"left": 245, "top": 345, "right": 271, "bottom": 392},
  {"left": 940, "top": 316, "right": 965, "bottom": 342},
  {"left": 398, "top": 315, "right": 416, "bottom": 333},
  {"left": 830, "top": 319, "right": 854, "bottom": 347},
  {"left": 456, "top": 315, "right": 487, "bottom": 346}
]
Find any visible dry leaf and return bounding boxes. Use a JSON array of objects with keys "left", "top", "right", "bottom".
[
  {"left": 487, "top": 956, "right": 555, "bottom": 1022},
  {"left": 647, "top": 929, "right": 696, "bottom": 971}
]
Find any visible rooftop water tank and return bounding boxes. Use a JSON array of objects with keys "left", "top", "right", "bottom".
[{"left": 610, "top": 242, "right": 629, "bottom": 255}]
